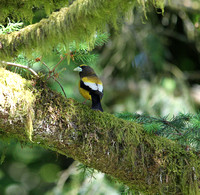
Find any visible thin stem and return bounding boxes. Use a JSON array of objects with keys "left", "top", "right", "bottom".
[
  {"left": 49, "top": 76, "right": 67, "bottom": 98},
  {"left": 51, "top": 56, "right": 66, "bottom": 73},
  {"left": 41, "top": 61, "right": 50, "bottom": 71},
  {"left": 1, "top": 61, "right": 39, "bottom": 77}
]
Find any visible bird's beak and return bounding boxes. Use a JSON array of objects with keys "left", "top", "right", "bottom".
[{"left": 73, "top": 67, "right": 82, "bottom": 72}]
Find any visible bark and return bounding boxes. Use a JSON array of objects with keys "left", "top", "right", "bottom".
[{"left": 0, "top": 68, "right": 199, "bottom": 194}]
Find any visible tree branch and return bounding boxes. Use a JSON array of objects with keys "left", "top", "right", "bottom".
[
  {"left": 0, "top": 68, "right": 200, "bottom": 194},
  {"left": 1, "top": 61, "right": 39, "bottom": 77},
  {"left": 0, "top": 0, "right": 136, "bottom": 59}
]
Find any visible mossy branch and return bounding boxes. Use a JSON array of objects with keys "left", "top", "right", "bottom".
[
  {"left": 0, "top": 0, "right": 134, "bottom": 59},
  {"left": 0, "top": 68, "right": 199, "bottom": 194},
  {"left": 0, "top": 0, "right": 165, "bottom": 60}
]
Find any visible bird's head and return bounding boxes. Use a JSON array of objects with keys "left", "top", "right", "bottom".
[{"left": 74, "top": 64, "right": 96, "bottom": 77}]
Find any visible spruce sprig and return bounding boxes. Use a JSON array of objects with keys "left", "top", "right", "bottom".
[
  {"left": 116, "top": 113, "right": 200, "bottom": 151},
  {"left": 56, "top": 33, "right": 109, "bottom": 64}
]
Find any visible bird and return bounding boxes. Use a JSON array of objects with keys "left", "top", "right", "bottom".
[{"left": 74, "top": 64, "right": 103, "bottom": 112}]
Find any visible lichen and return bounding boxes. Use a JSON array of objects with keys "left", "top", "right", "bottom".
[{"left": 0, "top": 68, "right": 35, "bottom": 141}]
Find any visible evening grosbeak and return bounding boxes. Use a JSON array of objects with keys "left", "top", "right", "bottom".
[{"left": 74, "top": 64, "right": 103, "bottom": 112}]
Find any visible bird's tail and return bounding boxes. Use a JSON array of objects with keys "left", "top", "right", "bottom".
[{"left": 90, "top": 93, "right": 103, "bottom": 112}]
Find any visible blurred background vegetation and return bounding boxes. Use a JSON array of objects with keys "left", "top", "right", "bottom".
[{"left": 1, "top": 0, "right": 200, "bottom": 194}]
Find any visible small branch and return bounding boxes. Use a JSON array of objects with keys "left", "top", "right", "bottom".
[
  {"left": 40, "top": 59, "right": 67, "bottom": 98},
  {"left": 161, "top": 119, "right": 182, "bottom": 136},
  {"left": 51, "top": 56, "right": 66, "bottom": 73},
  {"left": 49, "top": 75, "right": 67, "bottom": 98},
  {"left": 1, "top": 61, "right": 39, "bottom": 77},
  {"left": 41, "top": 61, "right": 50, "bottom": 71}
]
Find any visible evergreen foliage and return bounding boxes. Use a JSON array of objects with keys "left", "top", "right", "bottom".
[
  {"left": 56, "top": 32, "right": 109, "bottom": 64},
  {"left": 117, "top": 113, "right": 200, "bottom": 151}
]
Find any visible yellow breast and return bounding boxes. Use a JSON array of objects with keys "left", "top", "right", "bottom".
[{"left": 79, "top": 81, "right": 91, "bottom": 100}]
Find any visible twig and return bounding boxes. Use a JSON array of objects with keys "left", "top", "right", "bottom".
[
  {"left": 161, "top": 119, "right": 182, "bottom": 136},
  {"left": 40, "top": 59, "right": 67, "bottom": 98},
  {"left": 1, "top": 61, "right": 39, "bottom": 77},
  {"left": 41, "top": 61, "right": 50, "bottom": 71},
  {"left": 51, "top": 56, "right": 66, "bottom": 73},
  {"left": 49, "top": 76, "right": 67, "bottom": 98}
]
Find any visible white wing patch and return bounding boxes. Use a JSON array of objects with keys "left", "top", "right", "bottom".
[
  {"left": 84, "top": 82, "right": 103, "bottom": 92},
  {"left": 98, "top": 84, "right": 103, "bottom": 92}
]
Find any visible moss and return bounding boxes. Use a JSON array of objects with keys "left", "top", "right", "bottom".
[
  {"left": 1, "top": 68, "right": 199, "bottom": 194},
  {"left": 61, "top": 103, "right": 198, "bottom": 193},
  {"left": 0, "top": 0, "right": 68, "bottom": 23},
  {"left": 0, "top": 68, "right": 36, "bottom": 141},
  {"left": 0, "top": 0, "right": 165, "bottom": 60},
  {"left": 0, "top": 68, "right": 35, "bottom": 114}
]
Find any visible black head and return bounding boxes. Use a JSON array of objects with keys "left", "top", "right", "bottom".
[{"left": 74, "top": 64, "right": 96, "bottom": 77}]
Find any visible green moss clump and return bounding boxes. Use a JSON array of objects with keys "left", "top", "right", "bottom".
[
  {"left": 0, "top": 68, "right": 35, "bottom": 141},
  {"left": 0, "top": 0, "right": 68, "bottom": 23}
]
